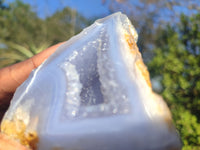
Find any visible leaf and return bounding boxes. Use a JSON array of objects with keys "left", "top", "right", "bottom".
[
  {"left": 8, "top": 43, "right": 34, "bottom": 58},
  {"left": 0, "top": 52, "right": 26, "bottom": 61}
]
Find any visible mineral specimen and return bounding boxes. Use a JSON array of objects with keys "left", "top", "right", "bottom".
[{"left": 1, "top": 12, "right": 181, "bottom": 150}]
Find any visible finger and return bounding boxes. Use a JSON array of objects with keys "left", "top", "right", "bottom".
[
  {"left": 31, "top": 42, "right": 65, "bottom": 67},
  {"left": 0, "top": 42, "right": 64, "bottom": 120},
  {"left": 1, "top": 42, "right": 64, "bottom": 92},
  {"left": 0, "top": 133, "right": 30, "bottom": 150}
]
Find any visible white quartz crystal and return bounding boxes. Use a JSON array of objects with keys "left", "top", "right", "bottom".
[{"left": 1, "top": 12, "right": 181, "bottom": 150}]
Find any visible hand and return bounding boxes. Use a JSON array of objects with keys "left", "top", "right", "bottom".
[{"left": 0, "top": 42, "right": 64, "bottom": 150}]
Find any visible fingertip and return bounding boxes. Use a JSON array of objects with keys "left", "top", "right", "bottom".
[{"left": 31, "top": 42, "right": 65, "bottom": 67}]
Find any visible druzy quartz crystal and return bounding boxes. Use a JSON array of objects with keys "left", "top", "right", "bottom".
[{"left": 1, "top": 12, "right": 181, "bottom": 150}]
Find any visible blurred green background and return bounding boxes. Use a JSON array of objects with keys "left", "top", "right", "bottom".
[{"left": 0, "top": 0, "right": 200, "bottom": 149}]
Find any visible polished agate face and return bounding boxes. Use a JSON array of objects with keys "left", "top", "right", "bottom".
[{"left": 1, "top": 12, "right": 181, "bottom": 150}]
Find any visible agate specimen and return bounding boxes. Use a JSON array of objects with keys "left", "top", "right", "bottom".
[{"left": 1, "top": 12, "right": 181, "bottom": 150}]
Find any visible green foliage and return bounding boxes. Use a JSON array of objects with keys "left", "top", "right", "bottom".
[
  {"left": 0, "top": 0, "right": 49, "bottom": 67},
  {"left": 0, "top": 42, "right": 50, "bottom": 67},
  {"left": 0, "top": 0, "right": 8, "bottom": 10},
  {"left": 0, "top": 0, "right": 90, "bottom": 68},
  {"left": 172, "top": 107, "right": 200, "bottom": 146},
  {"left": 148, "top": 13, "right": 200, "bottom": 148},
  {"left": 45, "top": 7, "right": 89, "bottom": 44},
  {"left": 0, "top": 0, "right": 45, "bottom": 45}
]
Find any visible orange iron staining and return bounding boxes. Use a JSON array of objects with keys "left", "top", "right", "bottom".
[
  {"left": 0, "top": 12, "right": 181, "bottom": 150},
  {"left": 1, "top": 119, "right": 38, "bottom": 150},
  {"left": 124, "top": 32, "right": 152, "bottom": 88}
]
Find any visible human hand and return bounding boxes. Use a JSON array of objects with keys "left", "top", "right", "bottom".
[{"left": 0, "top": 42, "right": 64, "bottom": 150}]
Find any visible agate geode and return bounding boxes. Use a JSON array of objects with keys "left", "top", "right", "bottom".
[{"left": 1, "top": 12, "right": 181, "bottom": 150}]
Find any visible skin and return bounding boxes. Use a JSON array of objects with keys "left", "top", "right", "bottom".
[{"left": 0, "top": 42, "right": 64, "bottom": 150}]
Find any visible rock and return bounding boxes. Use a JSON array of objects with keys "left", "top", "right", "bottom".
[{"left": 1, "top": 12, "right": 181, "bottom": 150}]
